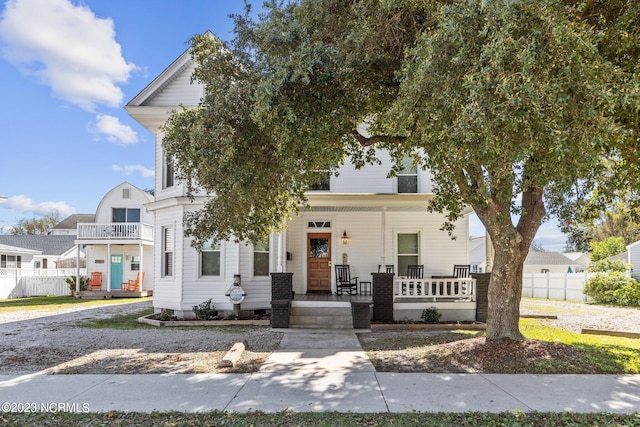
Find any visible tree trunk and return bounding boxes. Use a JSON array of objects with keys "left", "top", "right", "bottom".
[{"left": 485, "top": 237, "right": 527, "bottom": 341}]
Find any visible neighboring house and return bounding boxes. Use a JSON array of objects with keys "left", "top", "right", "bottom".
[
  {"left": 469, "top": 235, "right": 487, "bottom": 273},
  {"left": 49, "top": 214, "right": 96, "bottom": 236},
  {"left": 626, "top": 239, "right": 640, "bottom": 280},
  {"left": 0, "top": 235, "right": 78, "bottom": 271},
  {"left": 73, "top": 182, "right": 154, "bottom": 292},
  {"left": 126, "top": 33, "right": 474, "bottom": 319},
  {"left": 523, "top": 250, "right": 582, "bottom": 274},
  {"left": 563, "top": 252, "right": 591, "bottom": 272}
]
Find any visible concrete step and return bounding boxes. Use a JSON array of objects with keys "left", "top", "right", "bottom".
[{"left": 288, "top": 305, "right": 353, "bottom": 329}]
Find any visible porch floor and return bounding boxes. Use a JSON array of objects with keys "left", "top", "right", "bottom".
[
  {"left": 294, "top": 293, "right": 372, "bottom": 303},
  {"left": 75, "top": 290, "right": 152, "bottom": 300}
]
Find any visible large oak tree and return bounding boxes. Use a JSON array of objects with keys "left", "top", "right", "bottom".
[{"left": 163, "top": 0, "right": 639, "bottom": 340}]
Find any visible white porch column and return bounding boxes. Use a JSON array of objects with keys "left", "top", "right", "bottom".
[
  {"left": 485, "top": 232, "right": 494, "bottom": 272},
  {"left": 75, "top": 244, "right": 81, "bottom": 292},
  {"left": 107, "top": 244, "right": 112, "bottom": 292},
  {"left": 380, "top": 207, "right": 387, "bottom": 267},
  {"left": 276, "top": 229, "right": 286, "bottom": 273},
  {"left": 138, "top": 243, "right": 144, "bottom": 291}
]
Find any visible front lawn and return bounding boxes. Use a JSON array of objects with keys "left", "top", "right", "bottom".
[{"left": 359, "top": 318, "right": 640, "bottom": 374}]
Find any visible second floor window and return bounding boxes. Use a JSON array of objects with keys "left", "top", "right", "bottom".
[
  {"left": 162, "top": 226, "right": 174, "bottom": 277},
  {"left": 164, "top": 155, "right": 175, "bottom": 189},
  {"left": 308, "top": 171, "right": 330, "bottom": 191},
  {"left": 397, "top": 157, "right": 418, "bottom": 193},
  {"left": 112, "top": 208, "right": 141, "bottom": 223}
]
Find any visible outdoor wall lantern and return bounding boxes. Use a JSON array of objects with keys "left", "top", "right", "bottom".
[{"left": 341, "top": 230, "right": 349, "bottom": 245}]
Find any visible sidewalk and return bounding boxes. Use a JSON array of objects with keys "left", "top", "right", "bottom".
[{"left": 1, "top": 329, "right": 639, "bottom": 414}]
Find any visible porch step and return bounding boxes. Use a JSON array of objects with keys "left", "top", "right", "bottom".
[{"left": 289, "top": 305, "right": 353, "bottom": 329}]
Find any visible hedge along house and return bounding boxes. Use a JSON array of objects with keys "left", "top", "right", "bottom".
[
  {"left": 126, "top": 33, "right": 477, "bottom": 322},
  {"left": 74, "top": 182, "right": 154, "bottom": 295}
]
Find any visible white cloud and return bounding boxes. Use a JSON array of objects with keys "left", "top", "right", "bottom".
[
  {"left": 91, "top": 114, "right": 138, "bottom": 145},
  {"left": 0, "top": 0, "right": 137, "bottom": 110},
  {"left": 112, "top": 164, "right": 154, "bottom": 178},
  {"left": 0, "top": 195, "right": 75, "bottom": 217}
]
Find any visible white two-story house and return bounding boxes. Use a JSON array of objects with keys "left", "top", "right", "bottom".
[{"left": 126, "top": 33, "right": 474, "bottom": 320}]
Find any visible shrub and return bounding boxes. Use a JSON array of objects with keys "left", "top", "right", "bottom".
[
  {"left": 588, "top": 259, "right": 629, "bottom": 273},
  {"left": 192, "top": 299, "right": 218, "bottom": 320},
  {"left": 421, "top": 306, "right": 442, "bottom": 324},
  {"left": 584, "top": 272, "right": 640, "bottom": 307},
  {"left": 65, "top": 276, "right": 88, "bottom": 293}
]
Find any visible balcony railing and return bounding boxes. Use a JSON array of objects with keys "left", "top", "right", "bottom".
[
  {"left": 77, "top": 223, "right": 154, "bottom": 241},
  {"left": 393, "top": 277, "right": 476, "bottom": 301}
]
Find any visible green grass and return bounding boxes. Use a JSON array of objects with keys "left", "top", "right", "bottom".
[
  {"left": 1, "top": 410, "right": 638, "bottom": 426},
  {"left": 520, "top": 318, "right": 640, "bottom": 373},
  {"left": 0, "top": 296, "right": 152, "bottom": 313},
  {"left": 79, "top": 309, "right": 155, "bottom": 329}
]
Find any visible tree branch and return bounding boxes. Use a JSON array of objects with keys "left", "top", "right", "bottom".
[{"left": 351, "top": 129, "right": 406, "bottom": 147}]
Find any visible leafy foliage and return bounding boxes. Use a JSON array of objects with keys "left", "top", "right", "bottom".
[
  {"left": 192, "top": 299, "right": 218, "bottom": 320},
  {"left": 590, "top": 237, "right": 626, "bottom": 262},
  {"left": 420, "top": 306, "right": 441, "bottom": 324},
  {"left": 588, "top": 259, "right": 630, "bottom": 273},
  {"left": 584, "top": 272, "right": 640, "bottom": 306},
  {"left": 162, "top": 0, "right": 639, "bottom": 340},
  {"left": 10, "top": 212, "right": 61, "bottom": 235},
  {"left": 64, "top": 275, "right": 88, "bottom": 293}
]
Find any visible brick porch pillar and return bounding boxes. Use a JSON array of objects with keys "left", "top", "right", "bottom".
[{"left": 372, "top": 272, "right": 394, "bottom": 322}]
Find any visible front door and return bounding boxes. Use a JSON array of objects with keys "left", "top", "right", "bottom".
[
  {"left": 307, "top": 233, "right": 331, "bottom": 293},
  {"left": 110, "top": 254, "right": 123, "bottom": 290}
]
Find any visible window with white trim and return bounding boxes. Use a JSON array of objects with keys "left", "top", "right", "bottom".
[
  {"left": 200, "top": 240, "right": 221, "bottom": 276},
  {"left": 397, "top": 233, "right": 419, "bottom": 276},
  {"left": 131, "top": 256, "right": 140, "bottom": 271},
  {"left": 1, "top": 255, "right": 21, "bottom": 268},
  {"left": 163, "top": 154, "right": 175, "bottom": 189},
  {"left": 162, "top": 226, "right": 174, "bottom": 277},
  {"left": 253, "top": 239, "right": 270, "bottom": 276},
  {"left": 112, "top": 208, "right": 141, "bottom": 223},
  {"left": 397, "top": 157, "right": 418, "bottom": 193}
]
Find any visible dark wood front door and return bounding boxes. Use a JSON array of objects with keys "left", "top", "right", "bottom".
[{"left": 307, "top": 233, "right": 331, "bottom": 293}]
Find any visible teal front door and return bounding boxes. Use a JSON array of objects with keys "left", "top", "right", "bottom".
[{"left": 110, "top": 254, "right": 123, "bottom": 290}]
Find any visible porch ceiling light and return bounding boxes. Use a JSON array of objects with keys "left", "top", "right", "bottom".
[{"left": 341, "top": 230, "right": 349, "bottom": 244}]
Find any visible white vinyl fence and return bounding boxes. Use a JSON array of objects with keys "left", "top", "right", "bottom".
[
  {"left": 521, "top": 272, "right": 593, "bottom": 302},
  {"left": 0, "top": 269, "right": 87, "bottom": 300}
]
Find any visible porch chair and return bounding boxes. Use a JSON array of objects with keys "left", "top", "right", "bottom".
[
  {"left": 335, "top": 265, "right": 358, "bottom": 296},
  {"left": 452, "top": 264, "right": 470, "bottom": 295},
  {"left": 122, "top": 271, "right": 144, "bottom": 292},
  {"left": 378, "top": 264, "right": 395, "bottom": 274},
  {"left": 88, "top": 272, "right": 102, "bottom": 291},
  {"left": 404, "top": 264, "right": 424, "bottom": 295},
  {"left": 453, "top": 264, "right": 471, "bottom": 278}
]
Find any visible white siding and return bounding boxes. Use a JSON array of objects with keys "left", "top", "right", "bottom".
[
  {"left": 286, "top": 210, "right": 469, "bottom": 294},
  {"left": 630, "top": 244, "right": 640, "bottom": 281},
  {"left": 152, "top": 208, "right": 183, "bottom": 311},
  {"left": 147, "top": 62, "right": 203, "bottom": 107},
  {"left": 94, "top": 183, "right": 153, "bottom": 223}
]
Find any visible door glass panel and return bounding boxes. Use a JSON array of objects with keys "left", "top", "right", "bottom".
[{"left": 309, "top": 238, "right": 329, "bottom": 258}]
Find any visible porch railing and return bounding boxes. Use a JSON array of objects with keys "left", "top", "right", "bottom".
[
  {"left": 393, "top": 277, "right": 476, "bottom": 301},
  {"left": 77, "top": 223, "right": 153, "bottom": 241}
]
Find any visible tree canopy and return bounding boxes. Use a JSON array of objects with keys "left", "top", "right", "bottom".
[
  {"left": 10, "top": 212, "right": 60, "bottom": 235},
  {"left": 163, "top": 0, "right": 639, "bottom": 340}
]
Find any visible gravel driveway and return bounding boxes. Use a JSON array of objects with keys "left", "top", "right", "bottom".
[{"left": 0, "top": 300, "right": 283, "bottom": 376}]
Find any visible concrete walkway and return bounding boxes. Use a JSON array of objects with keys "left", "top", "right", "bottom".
[{"left": 1, "top": 329, "right": 639, "bottom": 414}]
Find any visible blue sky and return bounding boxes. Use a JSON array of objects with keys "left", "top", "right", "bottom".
[{"left": 0, "top": 0, "right": 568, "bottom": 251}]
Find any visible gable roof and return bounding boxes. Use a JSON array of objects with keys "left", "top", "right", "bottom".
[
  {"left": 0, "top": 235, "right": 76, "bottom": 256},
  {"left": 52, "top": 214, "right": 95, "bottom": 230},
  {"left": 524, "top": 251, "right": 576, "bottom": 266},
  {"left": 0, "top": 243, "right": 41, "bottom": 255}
]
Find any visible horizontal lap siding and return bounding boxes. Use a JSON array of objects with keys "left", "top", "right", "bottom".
[
  {"left": 148, "top": 63, "right": 203, "bottom": 107},
  {"left": 152, "top": 209, "right": 183, "bottom": 311},
  {"left": 386, "top": 212, "right": 468, "bottom": 277}
]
